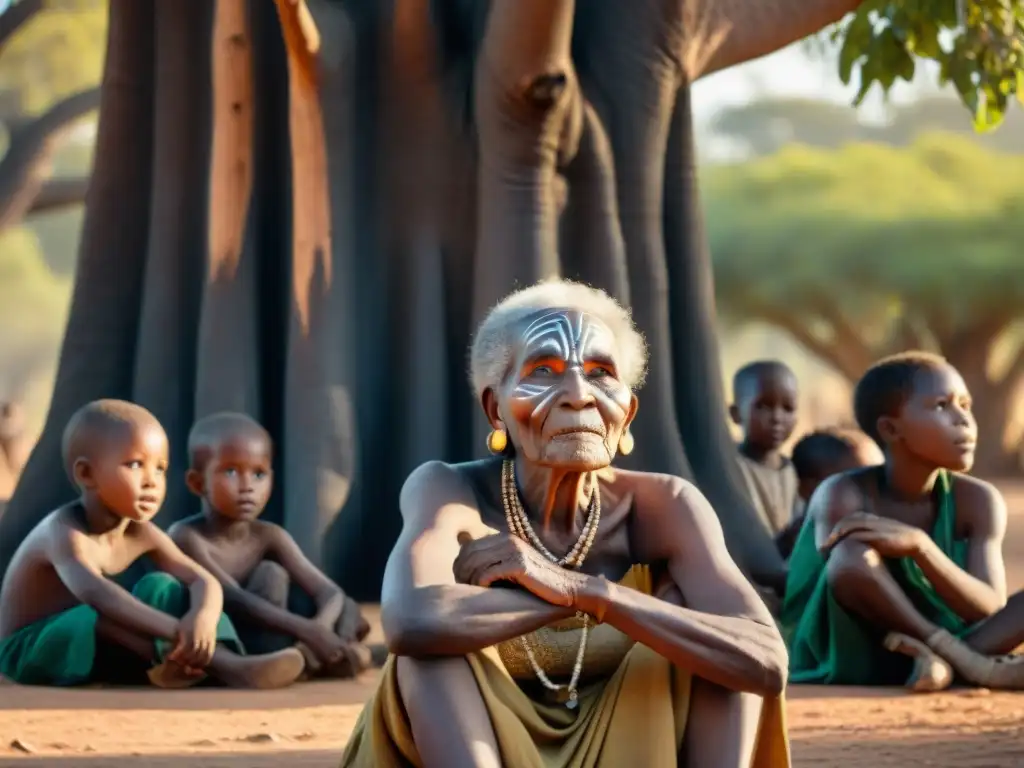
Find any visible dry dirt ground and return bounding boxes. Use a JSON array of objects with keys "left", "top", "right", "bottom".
[{"left": 4, "top": 481, "right": 1024, "bottom": 767}]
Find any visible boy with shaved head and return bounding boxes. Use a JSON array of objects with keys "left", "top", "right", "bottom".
[
  {"left": 170, "top": 412, "right": 373, "bottom": 679},
  {"left": 0, "top": 399, "right": 305, "bottom": 688}
]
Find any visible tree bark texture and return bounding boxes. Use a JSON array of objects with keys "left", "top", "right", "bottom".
[{"left": 0, "top": 0, "right": 864, "bottom": 597}]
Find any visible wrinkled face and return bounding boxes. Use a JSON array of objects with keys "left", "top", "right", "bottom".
[
  {"left": 885, "top": 364, "right": 977, "bottom": 472},
  {"left": 734, "top": 370, "right": 798, "bottom": 451},
  {"left": 202, "top": 435, "right": 273, "bottom": 519},
  {"left": 90, "top": 422, "right": 169, "bottom": 522},
  {"left": 493, "top": 309, "right": 636, "bottom": 471}
]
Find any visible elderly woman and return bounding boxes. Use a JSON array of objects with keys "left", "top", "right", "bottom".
[{"left": 341, "top": 280, "right": 789, "bottom": 768}]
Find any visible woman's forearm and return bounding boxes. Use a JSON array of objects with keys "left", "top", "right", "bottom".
[
  {"left": 578, "top": 579, "right": 788, "bottom": 696},
  {"left": 383, "top": 584, "right": 573, "bottom": 657}
]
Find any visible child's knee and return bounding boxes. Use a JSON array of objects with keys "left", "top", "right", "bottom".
[
  {"left": 246, "top": 561, "right": 290, "bottom": 604},
  {"left": 826, "top": 538, "right": 883, "bottom": 592},
  {"left": 132, "top": 572, "right": 186, "bottom": 602}
]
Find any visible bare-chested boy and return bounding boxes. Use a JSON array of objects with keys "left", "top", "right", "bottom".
[
  {"left": 0, "top": 399, "right": 305, "bottom": 688},
  {"left": 783, "top": 352, "right": 1024, "bottom": 691},
  {"left": 775, "top": 428, "right": 883, "bottom": 558},
  {"left": 169, "top": 412, "right": 373, "bottom": 679},
  {"left": 729, "top": 360, "right": 800, "bottom": 538}
]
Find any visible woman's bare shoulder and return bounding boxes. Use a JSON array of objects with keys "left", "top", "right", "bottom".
[
  {"left": 599, "top": 467, "right": 690, "bottom": 508},
  {"left": 398, "top": 460, "right": 492, "bottom": 531}
]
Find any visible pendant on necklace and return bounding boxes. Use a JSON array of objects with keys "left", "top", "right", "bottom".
[{"left": 566, "top": 691, "right": 579, "bottom": 710}]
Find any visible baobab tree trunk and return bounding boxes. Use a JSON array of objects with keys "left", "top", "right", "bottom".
[{"left": 0, "top": 0, "right": 864, "bottom": 597}]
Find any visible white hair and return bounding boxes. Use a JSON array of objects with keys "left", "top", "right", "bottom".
[{"left": 468, "top": 279, "right": 648, "bottom": 399}]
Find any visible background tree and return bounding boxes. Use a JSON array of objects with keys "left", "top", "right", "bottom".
[
  {"left": 1, "top": 0, "right": 1022, "bottom": 597},
  {"left": 707, "top": 134, "right": 1024, "bottom": 474},
  {"left": 0, "top": 0, "right": 104, "bottom": 447},
  {"left": 709, "top": 95, "right": 1024, "bottom": 157},
  {"left": 0, "top": 0, "right": 106, "bottom": 231}
]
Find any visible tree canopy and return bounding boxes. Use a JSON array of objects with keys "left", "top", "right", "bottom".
[
  {"left": 0, "top": 224, "right": 70, "bottom": 386},
  {"left": 833, "top": 0, "right": 1024, "bottom": 130},
  {"left": 708, "top": 134, "right": 1022, "bottom": 340},
  {"left": 709, "top": 95, "right": 1024, "bottom": 158},
  {"left": 0, "top": 0, "right": 106, "bottom": 115}
]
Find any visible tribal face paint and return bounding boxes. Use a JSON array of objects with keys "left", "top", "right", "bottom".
[{"left": 502, "top": 309, "right": 633, "bottom": 469}]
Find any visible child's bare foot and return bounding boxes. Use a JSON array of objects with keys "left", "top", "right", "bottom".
[
  {"left": 148, "top": 660, "right": 207, "bottom": 689},
  {"left": 884, "top": 632, "right": 953, "bottom": 693},
  {"left": 295, "top": 641, "right": 321, "bottom": 675},
  {"left": 322, "top": 643, "right": 372, "bottom": 679},
  {"left": 210, "top": 647, "right": 305, "bottom": 689}
]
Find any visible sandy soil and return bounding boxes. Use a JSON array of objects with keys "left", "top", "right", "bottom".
[{"left": 3, "top": 481, "right": 1024, "bottom": 767}]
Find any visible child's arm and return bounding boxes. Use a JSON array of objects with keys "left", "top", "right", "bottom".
[
  {"left": 141, "top": 525, "right": 225, "bottom": 621},
  {"left": 172, "top": 526, "right": 321, "bottom": 641},
  {"left": 820, "top": 476, "right": 1007, "bottom": 623},
  {"left": 264, "top": 526, "right": 345, "bottom": 631},
  {"left": 911, "top": 479, "right": 1007, "bottom": 623},
  {"left": 50, "top": 526, "right": 178, "bottom": 641}
]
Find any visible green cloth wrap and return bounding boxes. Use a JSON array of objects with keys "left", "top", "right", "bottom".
[
  {"left": 781, "top": 470, "right": 971, "bottom": 685},
  {"left": 0, "top": 572, "right": 242, "bottom": 686}
]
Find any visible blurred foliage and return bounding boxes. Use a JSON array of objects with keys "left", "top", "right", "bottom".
[
  {"left": 709, "top": 95, "right": 1024, "bottom": 157},
  {"left": 29, "top": 136, "right": 91, "bottom": 274},
  {"left": 0, "top": 0, "right": 108, "bottom": 114},
  {"left": 832, "top": 0, "right": 1024, "bottom": 131},
  {"left": 0, "top": 225, "right": 71, "bottom": 393},
  {"left": 705, "top": 133, "right": 1024, "bottom": 351}
]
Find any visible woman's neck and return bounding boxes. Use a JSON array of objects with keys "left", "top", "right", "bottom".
[{"left": 512, "top": 455, "right": 593, "bottom": 534}]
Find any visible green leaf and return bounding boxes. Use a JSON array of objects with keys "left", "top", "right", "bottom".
[{"left": 831, "top": 0, "right": 1024, "bottom": 131}]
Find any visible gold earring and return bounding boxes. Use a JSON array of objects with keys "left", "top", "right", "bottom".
[
  {"left": 618, "top": 431, "right": 634, "bottom": 456},
  {"left": 487, "top": 428, "right": 508, "bottom": 455}
]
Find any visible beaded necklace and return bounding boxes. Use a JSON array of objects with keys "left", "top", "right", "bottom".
[{"left": 501, "top": 459, "right": 601, "bottom": 709}]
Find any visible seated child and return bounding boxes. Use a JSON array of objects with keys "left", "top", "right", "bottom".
[
  {"left": 776, "top": 428, "right": 883, "bottom": 558},
  {"left": 0, "top": 399, "right": 305, "bottom": 688},
  {"left": 782, "top": 352, "right": 1024, "bottom": 691},
  {"left": 169, "top": 412, "right": 373, "bottom": 679},
  {"left": 729, "top": 360, "right": 800, "bottom": 537}
]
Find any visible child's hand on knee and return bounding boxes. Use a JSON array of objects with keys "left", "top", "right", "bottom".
[
  {"left": 338, "top": 597, "right": 369, "bottom": 642},
  {"left": 172, "top": 612, "right": 218, "bottom": 669},
  {"left": 302, "top": 622, "right": 349, "bottom": 665}
]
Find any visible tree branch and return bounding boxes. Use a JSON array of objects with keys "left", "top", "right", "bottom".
[
  {"left": 998, "top": 345, "right": 1024, "bottom": 400},
  {"left": 0, "top": 0, "right": 44, "bottom": 52},
  {"left": 472, "top": 0, "right": 580, "bottom": 292},
  {"left": 892, "top": 314, "right": 930, "bottom": 353},
  {"left": 274, "top": 0, "right": 332, "bottom": 331},
  {"left": 0, "top": 87, "right": 100, "bottom": 231},
  {"left": 745, "top": 299, "right": 868, "bottom": 381},
  {"left": 683, "top": 0, "right": 865, "bottom": 80},
  {"left": 273, "top": 0, "right": 320, "bottom": 88},
  {"left": 560, "top": 100, "right": 629, "bottom": 303},
  {"left": 208, "top": 0, "right": 254, "bottom": 281},
  {"left": 809, "top": 297, "right": 875, "bottom": 373},
  {"left": 26, "top": 175, "right": 89, "bottom": 216}
]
